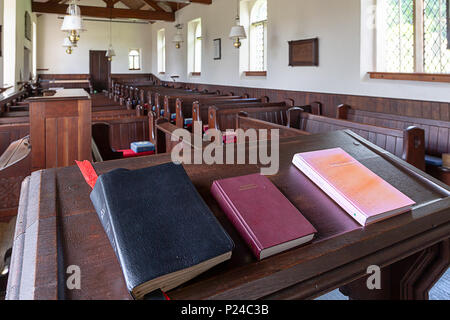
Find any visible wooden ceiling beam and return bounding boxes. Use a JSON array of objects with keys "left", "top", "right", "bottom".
[
  {"left": 187, "top": 0, "right": 213, "bottom": 4},
  {"left": 32, "top": 2, "right": 175, "bottom": 21}
]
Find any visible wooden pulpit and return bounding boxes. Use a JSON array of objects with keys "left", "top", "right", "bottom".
[{"left": 27, "top": 89, "right": 92, "bottom": 170}]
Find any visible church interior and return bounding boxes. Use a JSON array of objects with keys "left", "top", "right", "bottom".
[{"left": 0, "top": 0, "right": 449, "bottom": 301}]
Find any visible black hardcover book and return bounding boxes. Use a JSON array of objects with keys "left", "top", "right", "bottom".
[{"left": 90, "top": 162, "right": 234, "bottom": 299}]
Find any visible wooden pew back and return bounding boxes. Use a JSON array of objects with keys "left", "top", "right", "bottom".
[
  {"left": 337, "top": 104, "right": 450, "bottom": 157},
  {"left": 92, "top": 116, "right": 149, "bottom": 151},
  {"left": 236, "top": 112, "right": 310, "bottom": 139},
  {"left": 298, "top": 111, "right": 426, "bottom": 170},
  {"left": 179, "top": 97, "right": 263, "bottom": 128},
  {"left": 208, "top": 102, "right": 295, "bottom": 131}
]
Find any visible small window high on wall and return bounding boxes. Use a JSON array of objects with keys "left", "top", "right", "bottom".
[
  {"left": 377, "top": 0, "right": 450, "bottom": 73},
  {"left": 157, "top": 29, "right": 166, "bottom": 74},
  {"left": 129, "top": 49, "right": 141, "bottom": 71},
  {"left": 249, "top": 0, "right": 267, "bottom": 72},
  {"left": 188, "top": 18, "right": 202, "bottom": 75}
]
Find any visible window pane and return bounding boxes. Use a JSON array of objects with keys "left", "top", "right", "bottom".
[
  {"left": 250, "top": 22, "right": 265, "bottom": 71},
  {"left": 134, "top": 56, "right": 140, "bottom": 69},
  {"left": 382, "top": 0, "right": 415, "bottom": 72},
  {"left": 423, "top": 0, "right": 450, "bottom": 73},
  {"left": 129, "top": 56, "right": 133, "bottom": 69},
  {"left": 195, "top": 24, "right": 202, "bottom": 72}
]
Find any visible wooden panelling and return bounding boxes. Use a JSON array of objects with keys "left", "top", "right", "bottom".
[
  {"left": 38, "top": 74, "right": 91, "bottom": 81},
  {"left": 0, "top": 123, "right": 30, "bottom": 155},
  {"left": 344, "top": 108, "right": 450, "bottom": 156},
  {"left": 28, "top": 96, "right": 92, "bottom": 170},
  {"left": 171, "top": 81, "right": 450, "bottom": 121},
  {"left": 93, "top": 116, "right": 149, "bottom": 151}
]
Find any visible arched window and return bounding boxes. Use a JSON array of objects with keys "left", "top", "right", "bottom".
[
  {"left": 128, "top": 49, "right": 141, "bottom": 70},
  {"left": 157, "top": 29, "right": 166, "bottom": 73},
  {"left": 194, "top": 23, "right": 202, "bottom": 73},
  {"left": 249, "top": 0, "right": 267, "bottom": 71},
  {"left": 188, "top": 18, "right": 202, "bottom": 75}
]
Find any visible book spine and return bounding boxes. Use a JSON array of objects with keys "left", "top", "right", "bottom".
[
  {"left": 211, "top": 182, "right": 262, "bottom": 260},
  {"left": 90, "top": 181, "right": 118, "bottom": 257}
]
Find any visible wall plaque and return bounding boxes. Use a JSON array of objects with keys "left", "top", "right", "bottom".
[{"left": 288, "top": 38, "right": 319, "bottom": 67}]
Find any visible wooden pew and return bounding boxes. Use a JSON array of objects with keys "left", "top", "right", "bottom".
[
  {"left": 153, "top": 114, "right": 207, "bottom": 154},
  {"left": 92, "top": 109, "right": 137, "bottom": 121},
  {"left": 0, "top": 136, "right": 31, "bottom": 221},
  {"left": 207, "top": 101, "right": 297, "bottom": 131},
  {"left": 151, "top": 91, "right": 218, "bottom": 119},
  {"left": 92, "top": 123, "right": 124, "bottom": 161},
  {"left": 337, "top": 104, "right": 450, "bottom": 159},
  {"left": 0, "top": 122, "right": 30, "bottom": 156},
  {"left": 92, "top": 116, "right": 149, "bottom": 151},
  {"left": 236, "top": 112, "right": 310, "bottom": 139},
  {"left": 164, "top": 94, "right": 248, "bottom": 123},
  {"left": 176, "top": 97, "right": 265, "bottom": 129},
  {"left": 0, "top": 90, "right": 30, "bottom": 115},
  {"left": 297, "top": 111, "right": 426, "bottom": 170}
]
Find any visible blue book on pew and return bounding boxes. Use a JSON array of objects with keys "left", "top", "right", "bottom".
[{"left": 131, "top": 141, "right": 155, "bottom": 154}]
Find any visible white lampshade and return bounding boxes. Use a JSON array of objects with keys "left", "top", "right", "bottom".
[
  {"left": 62, "top": 37, "right": 72, "bottom": 47},
  {"left": 229, "top": 25, "right": 246, "bottom": 39},
  {"left": 106, "top": 47, "right": 116, "bottom": 57},
  {"left": 172, "top": 33, "right": 184, "bottom": 43},
  {"left": 61, "top": 15, "right": 83, "bottom": 31}
]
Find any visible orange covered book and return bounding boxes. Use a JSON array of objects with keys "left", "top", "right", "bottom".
[{"left": 292, "top": 148, "right": 415, "bottom": 226}]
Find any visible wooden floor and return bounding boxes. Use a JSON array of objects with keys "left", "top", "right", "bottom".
[{"left": 317, "top": 268, "right": 450, "bottom": 300}]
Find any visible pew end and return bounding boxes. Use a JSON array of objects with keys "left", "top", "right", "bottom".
[
  {"left": 337, "top": 104, "right": 351, "bottom": 119},
  {"left": 403, "top": 126, "right": 426, "bottom": 171},
  {"left": 92, "top": 123, "right": 124, "bottom": 161}
]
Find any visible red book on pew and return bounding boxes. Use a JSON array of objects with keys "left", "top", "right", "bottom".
[
  {"left": 211, "top": 174, "right": 316, "bottom": 260},
  {"left": 292, "top": 148, "right": 415, "bottom": 226}
]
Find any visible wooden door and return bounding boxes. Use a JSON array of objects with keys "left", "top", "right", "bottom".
[{"left": 89, "top": 50, "right": 110, "bottom": 92}]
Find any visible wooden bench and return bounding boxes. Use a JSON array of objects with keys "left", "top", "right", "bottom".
[
  {"left": 208, "top": 101, "right": 297, "bottom": 132},
  {"left": 38, "top": 74, "right": 93, "bottom": 94},
  {"left": 0, "top": 136, "right": 31, "bottom": 221},
  {"left": 152, "top": 116, "right": 207, "bottom": 154},
  {"left": 0, "top": 123, "right": 30, "bottom": 156},
  {"left": 92, "top": 123, "right": 124, "bottom": 161},
  {"left": 297, "top": 111, "right": 426, "bottom": 170},
  {"left": 177, "top": 97, "right": 264, "bottom": 129},
  {"left": 164, "top": 94, "right": 248, "bottom": 122},
  {"left": 92, "top": 109, "right": 138, "bottom": 121},
  {"left": 92, "top": 116, "right": 149, "bottom": 151},
  {"left": 0, "top": 90, "right": 30, "bottom": 115},
  {"left": 337, "top": 104, "right": 450, "bottom": 161},
  {"left": 236, "top": 112, "right": 310, "bottom": 139}
]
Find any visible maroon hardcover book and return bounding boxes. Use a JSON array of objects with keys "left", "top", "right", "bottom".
[{"left": 211, "top": 174, "right": 317, "bottom": 260}]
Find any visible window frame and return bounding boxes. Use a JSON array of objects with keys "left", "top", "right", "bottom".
[
  {"left": 193, "top": 23, "right": 202, "bottom": 73},
  {"left": 374, "top": 0, "right": 450, "bottom": 80},
  {"left": 187, "top": 18, "right": 202, "bottom": 76},
  {"left": 157, "top": 29, "right": 166, "bottom": 74},
  {"left": 128, "top": 49, "right": 141, "bottom": 71},
  {"left": 247, "top": 0, "right": 268, "bottom": 74}
]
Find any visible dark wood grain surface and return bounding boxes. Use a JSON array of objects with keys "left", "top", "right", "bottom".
[{"left": 7, "top": 130, "right": 450, "bottom": 300}]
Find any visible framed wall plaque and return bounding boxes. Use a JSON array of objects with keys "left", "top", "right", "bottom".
[
  {"left": 288, "top": 38, "right": 319, "bottom": 67},
  {"left": 213, "top": 38, "right": 221, "bottom": 60}
]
